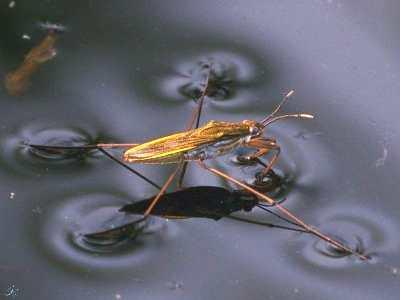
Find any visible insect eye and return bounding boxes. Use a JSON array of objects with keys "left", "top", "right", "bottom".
[{"left": 249, "top": 126, "right": 259, "bottom": 135}]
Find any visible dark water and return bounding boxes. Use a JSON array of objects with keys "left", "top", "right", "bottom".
[{"left": 1, "top": 1, "right": 400, "bottom": 299}]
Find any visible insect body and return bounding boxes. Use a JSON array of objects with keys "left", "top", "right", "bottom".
[
  {"left": 123, "top": 120, "right": 256, "bottom": 163},
  {"left": 125, "top": 109, "right": 312, "bottom": 171},
  {"left": 123, "top": 91, "right": 313, "bottom": 184}
]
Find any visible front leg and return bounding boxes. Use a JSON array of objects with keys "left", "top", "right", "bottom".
[{"left": 243, "top": 137, "right": 281, "bottom": 182}]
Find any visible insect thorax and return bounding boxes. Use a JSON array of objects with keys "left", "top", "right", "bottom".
[{"left": 184, "top": 137, "right": 247, "bottom": 161}]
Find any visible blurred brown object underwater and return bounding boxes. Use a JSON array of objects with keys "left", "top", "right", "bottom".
[{"left": 5, "top": 32, "right": 58, "bottom": 96}]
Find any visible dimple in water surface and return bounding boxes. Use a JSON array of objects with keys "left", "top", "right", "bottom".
[
  {"left": 1, "top": 124, "right": 104, "bottom": 176},
  {"left": 159, "top": 51, "right": 258, "bottom": 104},
  {"left": 38, "top": 192, "right": 175, "bottom": 272}
]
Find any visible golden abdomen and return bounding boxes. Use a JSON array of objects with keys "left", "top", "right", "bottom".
[{"left": 123, "top": 120, "right": 250, "bottom": 164}]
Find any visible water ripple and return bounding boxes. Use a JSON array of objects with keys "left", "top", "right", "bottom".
[
  {"left": 159, "top": 51, "right": 257, "bottom": 105},
  {"left": 0, "top": 124, "right": 104, "bottom": 176},
  {"left": 37, "top": 192, "right": 177, "bottom": 271},
  {"left": 215, "top": 140, "right": 301, "bottom": 203},
  {"left": 288, "top": 206, "right": 397, "bottom": 270}
]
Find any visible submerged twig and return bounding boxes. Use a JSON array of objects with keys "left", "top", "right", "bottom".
[{"left": 5, "top": 31, "right": 59, "bottom": 96}]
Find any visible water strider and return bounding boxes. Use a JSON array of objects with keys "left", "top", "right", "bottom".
[{"left": 28, "top": 85, "right": 368, "bottom": 260}]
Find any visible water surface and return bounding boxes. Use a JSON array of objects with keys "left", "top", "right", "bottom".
[{"left": 1, "top": 1, "right": 400, "bottom": 299}]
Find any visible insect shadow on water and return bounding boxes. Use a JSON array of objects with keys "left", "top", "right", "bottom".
[
  {"left": 79, "top": 185, "right": 309, "bottom": 246},
  {"left": 80, "top": 156, "right": 305, "bottom": 246},
  {"left": 27, "top": 63, "right": 368, "bottom": 260}
]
